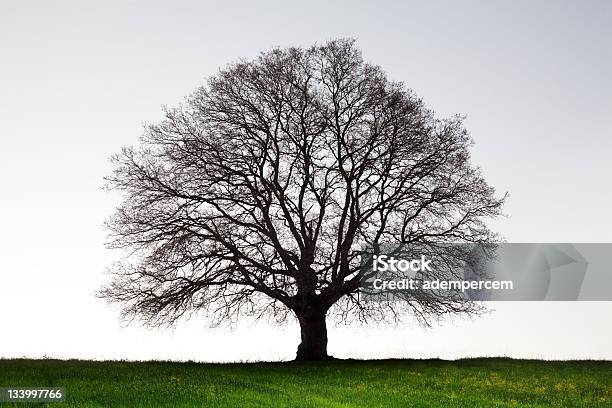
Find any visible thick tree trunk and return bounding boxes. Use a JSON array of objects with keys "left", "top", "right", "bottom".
[{"left": 295, "top": 310, "right": 329, "bottom": 361}]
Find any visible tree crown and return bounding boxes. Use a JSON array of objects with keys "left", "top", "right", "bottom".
[{"left": 100, "top": 39, "right": 505, "bottom": 327}]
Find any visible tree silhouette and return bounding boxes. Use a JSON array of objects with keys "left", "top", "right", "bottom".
[{"left": 100, "top": 39, "right": 505, "bottom": 360}]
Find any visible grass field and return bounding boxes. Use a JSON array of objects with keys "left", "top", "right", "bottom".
[{"left": 0, "top": 359, "right": 610, "bottom": 407}]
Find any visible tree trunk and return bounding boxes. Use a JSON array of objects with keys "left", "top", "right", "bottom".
[{"left": 295, "top": 310, "right": 329, "bottom": 361}]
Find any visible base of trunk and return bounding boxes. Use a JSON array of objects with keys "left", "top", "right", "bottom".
[
  {"left": 295, "top": 312, "right": 329, "bottom": 361},
  {"left": 295, "top": 352, "right": 337, "bottom": 361}
]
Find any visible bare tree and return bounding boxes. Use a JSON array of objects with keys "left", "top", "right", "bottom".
[{"left": 99, "top": 39, "right": 505, "bottom": 361}]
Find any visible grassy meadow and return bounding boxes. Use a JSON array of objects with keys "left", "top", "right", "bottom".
[{"left": 0, "top": 358, "right": 610, "bottom": 407}]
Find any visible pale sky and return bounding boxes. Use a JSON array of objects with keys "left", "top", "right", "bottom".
[{"left": 1, "top": 0, "right": 611, "bottom": 361}]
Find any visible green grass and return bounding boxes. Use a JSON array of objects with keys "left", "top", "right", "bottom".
[{"left": 0, "top": 359, "right": 610, "bottom": 407}]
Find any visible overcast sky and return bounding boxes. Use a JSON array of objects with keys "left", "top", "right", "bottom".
[{"left": 1, "top": 0, "right": 611, "bottom": 361}]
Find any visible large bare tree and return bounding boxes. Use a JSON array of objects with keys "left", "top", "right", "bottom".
[{"left": 100, "top": 39, "right": 505, "bottom": 360}]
